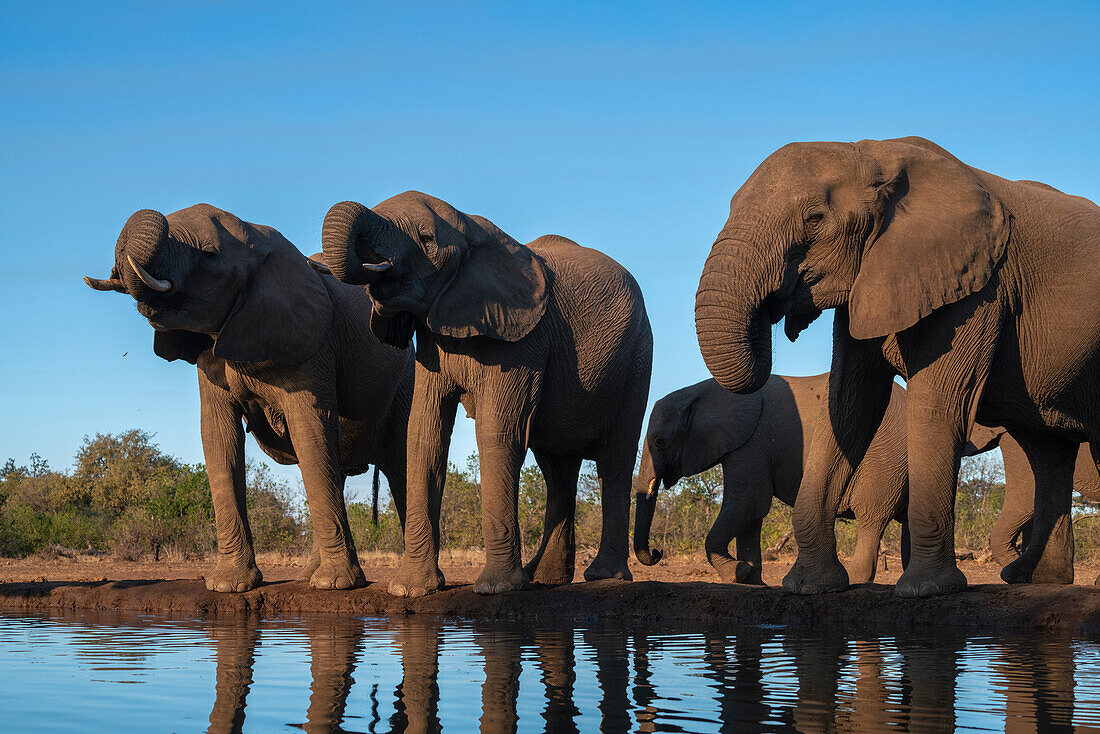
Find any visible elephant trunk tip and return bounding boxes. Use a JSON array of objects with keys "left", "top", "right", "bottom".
[{"left": 633, "top": 544, "right": 664, "bottom": 566}]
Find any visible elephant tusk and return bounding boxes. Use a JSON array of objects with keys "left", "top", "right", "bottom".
[
  {"left": 360, "top": 260, "right": 392, "bottom": 272},
  {"left": 646, "top": 477, "right": 659, "bottom": 499},
  {"left": 127, "top": 255, "right": 173, "bottom": 292},
  {"left": 83, "top": 275, "right": 126, "bottom": 293}
]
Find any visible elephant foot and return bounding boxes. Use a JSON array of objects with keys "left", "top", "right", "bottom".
[
  {"left": 897, "top": 560, "right": 967, "bottom": 597},
  {"left": 310, "top": 556, "right": 366, "bottom": 590},
  {"left": 781, "top": 554, "right": 849, "bottom": 594},
  {"left": 204, "top": 558, "right": 263, "bottom": 593},
  {"left": 583, "top": 552, "right": 632, "bottom": 582},
  {"left": 388, "top": 561, "right": 445, "bottom": 598},
  {"left": 473, "top": 565, "right": 530, "bottom": 595},
  {"left": 524, "top": 557, "right": 574, "bottom": 586},
  {"left": 1001, "top": 555, "right": 1035, "bottom": 584},
  {"left": 710, "top": 555, "right": 763, "bottom": 585},
  {"left": 297, "top": 550, "right": 321, "bottom": 581}
]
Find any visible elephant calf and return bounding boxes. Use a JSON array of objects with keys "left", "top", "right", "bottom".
[
  {"left": 86, "top": 205, "right": 414, "bottom": 592},
  {"left": 635, "top": 373, "right": 1017, "bottom": 585}
]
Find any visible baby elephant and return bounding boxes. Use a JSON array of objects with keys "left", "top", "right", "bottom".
[
  {"left": 635, "top": 373, "right": 993, "bottom": 585},
  {"left": 85, "top": 205, "right": 413, "bottom": 592}
]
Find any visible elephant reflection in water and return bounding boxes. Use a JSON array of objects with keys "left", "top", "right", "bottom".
[
  {"left": 996, "top": 637, "right": 1077, "bottom": 732},
  {"left": 205, "top": 618, "right": 364, "bottom": 734},
  {"left": 388, "top": 620, "right": 441, "bottom": 734}
]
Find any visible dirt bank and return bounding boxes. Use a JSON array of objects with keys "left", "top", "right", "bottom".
[{"left": 2, "top": 553, "right": 1099, "bottom": 634}]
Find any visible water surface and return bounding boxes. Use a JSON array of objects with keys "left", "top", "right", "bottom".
[{"left": 0, "top": 611, "right": 1098, "bottom": 732}]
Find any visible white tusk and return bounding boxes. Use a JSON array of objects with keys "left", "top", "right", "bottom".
[
  {"left": 646, "top": 477, "right": 659, "bottom": 500},
  {"left": 127, "top": 255, "right": 172, "bottom": 292},
  {"left": 360, "top": 260, "right": 392, "bottom": 272}
]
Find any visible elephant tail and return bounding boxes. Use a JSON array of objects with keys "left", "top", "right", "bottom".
[{"left": 372, "top": 466, "right": 380, "bottom": 525}]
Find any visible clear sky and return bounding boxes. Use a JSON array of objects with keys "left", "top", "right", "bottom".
[{"left": 1, "top": 1, "right": 1097, "bottom": 499}]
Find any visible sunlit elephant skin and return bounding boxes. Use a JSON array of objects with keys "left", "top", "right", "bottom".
[
  {"left": 86, "top": 205, "right": 414, "bottom": 592},
  {"left": 695, "top": 136, "right": 1100, "bottom": 596},
  {"left": 986, "top": 436, "right": 1099, "bottom": 583},
  {"left": 635, "top": 374, "right": 909, "bottom": 584},
  {"left": 634, "top": 375, "right": 1028, "bottom": 585},
  {"left": 322, "top": 193, "right": 652, "bottom": 596}
]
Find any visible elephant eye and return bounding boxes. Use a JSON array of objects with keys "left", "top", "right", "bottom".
[{"left": 806, "top": 212, "right": 825, "bottom": 226}]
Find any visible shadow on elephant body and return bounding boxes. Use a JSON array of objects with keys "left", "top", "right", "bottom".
[
  {"left": 693, "top": 136, "right": 1100, "bottom": 597},
  {"left": 321, "top": 193, "right": 653, "bottom": 597},
  {"left": 86, "top": 205, "right": 415, "bottom": 594}
]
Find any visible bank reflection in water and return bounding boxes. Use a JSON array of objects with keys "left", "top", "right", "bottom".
[{"left": 199, "top": 617, "right": 1098, "bottom": 733}]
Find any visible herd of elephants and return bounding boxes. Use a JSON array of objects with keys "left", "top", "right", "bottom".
[{"left": 83, "top": 136, "right": 1100, "bottom": 599}]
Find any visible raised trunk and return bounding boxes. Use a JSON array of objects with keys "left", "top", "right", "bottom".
[
  {"left": 116, "top": 209, "right": 193, "bottom": 297},
  {"left": 633, "top": 441, "right": 663, "bottom": 565},
  {"left": 695, "top": 244, "right": 776, "bottom": 394},
  {"left": 321, "top": 201, "right": 395, "bottom": 286}
]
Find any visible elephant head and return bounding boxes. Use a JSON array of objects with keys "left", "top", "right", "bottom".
[
  {"left": 320, "top": 192, "right": 550, "bottom": 347},
  {"left": 85, "top": 205, "right": 332, "bottom": 365},
  {"left": 695, "top": 136, "right": 1011, "bottom": 393},
  {"left": 634, "top": 379, "right": 763, "bottom": 565}
]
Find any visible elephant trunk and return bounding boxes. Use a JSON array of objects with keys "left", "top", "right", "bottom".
[
  {"left": 633, "top": 441, "right": 663, "bottom": 566},
  {"left": 321, "top": 201, "right": 396, "bottom": 285},
  {"left": 695, "top": 237, "right": 777, "bottom": 394},
  {"left": 115, "top": 209, "right": 192, "bottom": 298}
]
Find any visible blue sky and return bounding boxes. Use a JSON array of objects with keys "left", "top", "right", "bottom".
[{"left": 1, "top": 1, "right": 1097, "bottom": 498}]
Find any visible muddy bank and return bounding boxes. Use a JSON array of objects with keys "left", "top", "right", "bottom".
[{"left": 2, "top": 577, "right": 1099, "bottom": 634}]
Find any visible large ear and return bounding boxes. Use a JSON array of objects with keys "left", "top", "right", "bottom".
[
  {"left": 153, "top": 330, "right": 213, "bottom": 364},
  {"left": 213, "top": 230, "right": 333, "bottom": 364},
  {"left": 425, "top": 215, "right": 550, "bottom": 342},
  {"left": 848, "top": 139, "right": 1011, "bottom": 339},
  {"left": 681, "top": 380, "right": 764, "bottom": 474}
]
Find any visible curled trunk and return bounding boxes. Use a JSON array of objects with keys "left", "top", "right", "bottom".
[
  {"left": 115, "top": 209, "right": 192, "bottom": 297},
  {"left": 633, "top": 441, "right": 663, "bottom": 566},
  {"left": 321, "top": 201, "right": 396, "bottom": 285}
]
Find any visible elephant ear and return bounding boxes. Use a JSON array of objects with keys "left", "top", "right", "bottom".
[
  {"left": 153, "top": 330, "right": 213, "bottom": 364},
  {"left": 213, "top": 230, "right": 333, "bottom": 364},
  {"left": 425, "top": 216, "right": 550, "bottom": 342},
  {"left": 848, "top": 139, "right": 1011, "bottom": 340},
  {"left": 682, "top": 380, "right": 765, "bottom": 475}
]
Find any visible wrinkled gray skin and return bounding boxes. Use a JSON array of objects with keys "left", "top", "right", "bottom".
[
  {"left": 321, "top": 192, "right": 652, "bottom": 596},
  {"left": 85, "top": 205, "right": 413, "bottom": 592},
  {"left": 635, "top": 374, "right": 1010, "bottom": 585},
  {"left": 985, "top": 435, "right": 1099, "bottom": 582},
  {"left": 695, "top": 137, "right": 1100, "bottom": 596}
]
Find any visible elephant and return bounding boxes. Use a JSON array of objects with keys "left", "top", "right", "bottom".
[
  {"left": 694, "top": 135, "right": 1100, "bottom": 596},
  {"left": 85, "top": 205, "right": 414, "bottom": 591},
  {"left": 985, "top": 435, "right": 1099, "bottom": 581},
  {"left": 321, "top": 192, "right": 652, "bottom": 596},
  {"left": 635, "top": 373, "right": 1010, "bottom": 585}
]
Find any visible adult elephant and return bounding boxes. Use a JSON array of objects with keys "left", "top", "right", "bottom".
[
  {"left": 694, "top": 136, "right": 1100, "bottom": 596},
  {"left": 986, "top": 437, "right": 1099, "bottom": 580},
  {"left": 321, "top": 192, "right": 652, "bottom": 596},
  {"left": 634, "top": 373, "right": 1007, "bottom": 585},
  {"left": 85, "top": 205, "right": 414, "bottom": 591}
]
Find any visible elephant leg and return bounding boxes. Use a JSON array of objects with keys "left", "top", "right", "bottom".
[
  {"left": 1002, "top": 433, "right": 1077, "bottom": 585},
  {"left": 199, "top": 371, "right": 262, "bottom": 593},
  {"left": 848, "top": 513, "right": 891, "bottom": 584},
  {"left": 895, "top": 294, "right": 1002, "bottom": 598},
  {"left": 584, "top": 457, "right": 634, "bottom": 582},
  {"left": 900, "top": 522, "right": 911, "bottom": 570},
  {"left": 285, "top": 395, "right": 365, "bottom": 590},
  {"left": 783, "top": 314, "right": 896, "bottom": 594},
  {"left": 706, "top": 466, "right": 770, "bottom": 584},
  {"left": 473, "top": 377, "right": 540, "bottom": 594},
  {"left": 524, "top": 451, "right": 581, "bottom": 586},
  {"left": 298, "top": 535, "right": 321, "bottom": 582},
  {"left": 990, "top": 434, "right": 1037, "bottom": 568},
  {"left": 389, "top": 371, "right": 458, "bottom": 598}
]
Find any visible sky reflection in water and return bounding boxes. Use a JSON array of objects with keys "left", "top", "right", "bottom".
[{"left": 0, "top": 611, "right": 1098, "bottom": 732}]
